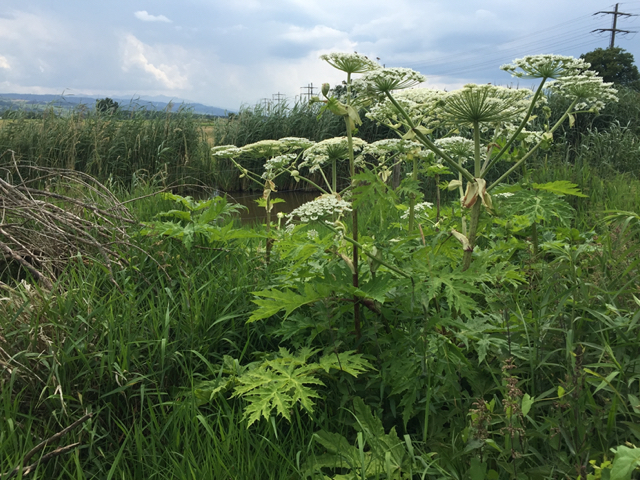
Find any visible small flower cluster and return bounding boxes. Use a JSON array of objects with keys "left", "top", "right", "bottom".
[
  {"left": 211, "top": 145, "right": 243, "bottom": 158},
  {"left": 262, "top": 154, "right": 296, "bottom": 180},
  {"left": 363, "top": 139, "right": 424, "bottom": 160},
  {"left": 320, "top": 52, "right": 381, "bottom": 74},
  {"left": 299, "top": 137, "right": 367, "bottom": 172},
  {"left": 434, "top": 137, "right": 475, "bottom": 164},
  {"left": 360, "top": 67, "right": 426, "bottom": 94},
  {"left": 287, "top": 194, "right": 352, "bottom": 223},
  {"left": 548, "top": 71, "right": 618, "bottom": 111},
  {"left": 441, "top": 84, "right": 531, "bottom": 126},
  {"left": 501, "top": 54, "right": 590, "bottom": 79},
  {"left": 400, "top": 201, "right": 433, "bottom": 220}
]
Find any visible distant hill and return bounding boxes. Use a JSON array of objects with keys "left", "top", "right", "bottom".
[{"left": 0, "top": 93, "right": 231, "bottom": 117}]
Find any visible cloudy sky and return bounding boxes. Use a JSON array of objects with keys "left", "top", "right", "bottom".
[{"left": 0, "top": 1, "right": 638, "bottom": 110}]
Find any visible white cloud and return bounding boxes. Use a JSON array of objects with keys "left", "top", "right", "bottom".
[
  {"left": 0, "top": 56, "right": 9, "bottom": 69},
  {"left": 134, "top": 11, "right": 172, "bottom": 23},
  {"left": 121, "top": 34, "right": 188, "bottom": 89}
]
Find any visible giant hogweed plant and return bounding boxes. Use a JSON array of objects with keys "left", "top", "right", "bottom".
[
  {"left": 362, "top": 54, "right": 617, "bottom": 268},
  {"left": 198, "top": 54, "right": 618, "bottom": 438}
]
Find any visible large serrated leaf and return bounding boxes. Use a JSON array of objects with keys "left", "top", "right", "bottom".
[
  {"left": 248, "top": 282, "right": 334, "bottom": 322},
  {"left": 533, "top": 180, "right": 587, "bottom": 197},
  {"left": 317, "top": 351, "right": 372, "bottom": 376}
]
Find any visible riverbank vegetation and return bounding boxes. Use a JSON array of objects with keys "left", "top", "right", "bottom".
[{"left": 2, "top": 53, "right": 640, "bottom": 479}]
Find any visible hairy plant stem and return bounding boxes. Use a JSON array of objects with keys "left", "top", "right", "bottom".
[
  {"left": 462, "top": 122, "right": 483, "bottom": 270},
  {"left": 346, "top": 72, "right": 361, "bottom": 339},
  {"left": 409, "top": 157, "right": 418, "bottom": 232},
  {"left": 332, "top": 158, "right": 337, "bottom": 193}
]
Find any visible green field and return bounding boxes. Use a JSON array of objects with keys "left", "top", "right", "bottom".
[{"left": 2, "top": 59, "right": 640, "bottom": 479}]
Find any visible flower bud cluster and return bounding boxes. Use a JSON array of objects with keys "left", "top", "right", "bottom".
[{"left": 287, "top": 194, "right": 352, "bottom": 223}]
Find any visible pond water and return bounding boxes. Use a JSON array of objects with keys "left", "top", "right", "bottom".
[{"left": 223, "top": 190, "right": 320, "bottom": 224}]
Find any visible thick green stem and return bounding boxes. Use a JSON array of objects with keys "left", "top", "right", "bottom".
[
  {"left": 265, "top": 196, "right": 272, "bottom": 264},
  {"left": 463, "top": 202, "right": 481, "bottom": 271},
  {"left": 332, "top": 158, "right": 337, "bottom": 193},
  {"left": 462, "top": 122, "right": 482, "bottom": 270},
  {"left": 408, "top": 157, "right": 418, "bottom": 232},
  {"left": 346, "top": 72, "right": 360, "bottom": 339}
]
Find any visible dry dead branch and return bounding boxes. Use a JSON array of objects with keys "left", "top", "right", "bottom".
[{"left": 0, "top": 150, "right": 136, "bottom": 289}]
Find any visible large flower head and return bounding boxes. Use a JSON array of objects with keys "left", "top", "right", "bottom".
[
  {"left": 320, "top": 52, "right": 381, "bottom": 74},
  {"left": 501, "top": 54, "right": 590, "bottom": 79},
  {"left": 211, "top": 145, "right": 242, "bottom": 158},
  {"left": 287, "top": 193, "right": 352, "bottom": 223},
  {"left": 547, "top": 70, "right": 618, "bottom": 111},
  {"left": 441, "top": 84, "right": 530, "bottom": 126},
  {"left": 366, "top": 88, "right": 446, "bottom": 130},
  {"left": 299, "top": 137, "right": 367, "bottom": 172},
  {"left": 360, "top": 67, "right": 426, "bottom": 94},
  {"left": 434, "top": 137, "right": 475, "bottom": 165}
]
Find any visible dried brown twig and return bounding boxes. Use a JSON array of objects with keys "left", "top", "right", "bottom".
[
  {"left": 0, "top": 150, "right": 142, "bottom": 289},
  {"left": 1, "top": 413, "right": 93, "bottom": 479}
]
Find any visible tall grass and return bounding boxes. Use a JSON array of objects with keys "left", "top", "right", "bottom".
[
  {"left": 0, "top": 105, "right": 216, "bottom": 190},
  {"left": 0, "top": 196, "right": 322, "bottom": 478}
]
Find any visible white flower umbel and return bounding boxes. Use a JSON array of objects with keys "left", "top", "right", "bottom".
[
  {"left": 299, "top": 137, "right": 367, "bottom": 173},
  {"left": 360, "top": 67, "right": 426, "bottom": 94},
  {"left": 211, "top": 145, "right": 243, "bottom": 158},
  {"left": 320, "top": 52, "right": 381, "bottom": 74},
  {"left": 548, "top": 71, "right": 618, "bottom": 111},
  {"left": 501, "top": 54, "right": 590, "bottom": 79},
  {"left": 262, "top": 154, "right": 297, "bottom": 180},
  {"left": 277, "top": 137, "right": 315, "bottom": 151},
  {"left": 287, "top": 194, "right": 352, "bottom": 224},
  {"left": 400, "top": 201, "right": 433, "bottom": 220},
  {"left": 363, "top": 139, "right": 424, "bottom": 159},
  {"left": 366, "top": 88, "right": 446, "bottom": 130},
  {"left": 441, "top": 84, "right": 531, "bottom": 126},
  {"left": 434, "top": 137, "right": 475, "bottom": 165}
]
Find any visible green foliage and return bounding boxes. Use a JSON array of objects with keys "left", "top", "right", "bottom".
[
  {"left": 581, "top": 47, "right": 640, "bottom": 88},
  {"left": 231, "top": 348, "right": 371, "bottom": 426},
  {"left": 304, "top": 397, "right": 434, "bottom": 479},
  {"left": 139, "top": 192, "right": 250, "bottom": 249}
]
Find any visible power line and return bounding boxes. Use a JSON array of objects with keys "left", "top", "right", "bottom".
[{"left": 592, "top": 3, "right": 638, "bottom": 48}]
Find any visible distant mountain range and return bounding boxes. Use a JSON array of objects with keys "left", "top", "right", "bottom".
[{"left": 0, "top": 93, "right": 232, "bottom": 116}]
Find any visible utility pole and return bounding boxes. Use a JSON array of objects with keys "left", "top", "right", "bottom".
[
  {"left": 299, "top": 83, "right": 317, "bottom": 102},
  {"left": 592, "top": 3, "right": 637, "bottom": 48},
  {"left": 272, "top": 92, "right": 285, "bottom": 104}
]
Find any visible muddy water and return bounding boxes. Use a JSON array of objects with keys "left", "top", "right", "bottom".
[{"left": 224, "top": 190, "right": 320, "bottom": 224}]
